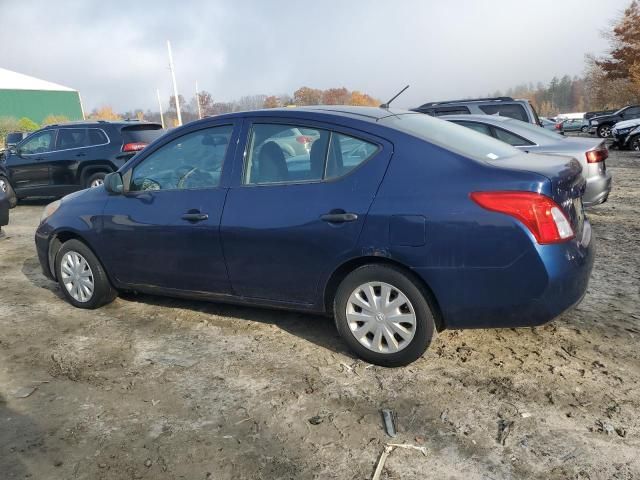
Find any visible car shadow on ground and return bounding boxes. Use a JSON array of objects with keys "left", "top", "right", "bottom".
[
  {"left": 21, "top": 255, "right": 354, "bottom": 359},
  {"left": 119, "top": 291, "right": 355, "bottom": 359}
]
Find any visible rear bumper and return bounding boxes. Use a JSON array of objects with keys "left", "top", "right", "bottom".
[
  {"left": 416, "top": 220, "right": 595, "bottom": 329},
  {"left": 0, "top": 192, "right": 8, "bottom": 227},
  {"left": 583, "top": 172, "right": 612, "bottom": 207}
]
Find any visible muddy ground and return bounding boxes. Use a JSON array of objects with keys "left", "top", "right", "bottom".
[{"left": 1, "top": 148, "right": 639, "bottom": 480}]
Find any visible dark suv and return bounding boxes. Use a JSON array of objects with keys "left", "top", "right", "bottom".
[
  {"left": 588, "top": 105, "right": 640, "bottom": 138},
  {"left": 412, "top": 97, "right": 541, "bottom": 125},
  {"left": 0, "top": 120, "right": 163, "bottom": 207}
]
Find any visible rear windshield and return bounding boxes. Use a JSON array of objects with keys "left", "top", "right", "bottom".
[
  {"left": 121, "top": 125, "right": 164, "bottom": 144},
  {"left": 381, "top": 113, "right": 519, "bottom": 162}
]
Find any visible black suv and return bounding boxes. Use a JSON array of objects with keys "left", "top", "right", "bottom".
[
  {"left": 0, "top": 120, "right": 163, "bottom": 207},
  {"left": 588, "top": 105, "right": 640, "bottom": 138},
  {"left": 412, "top": 97, "right": 541, "bottom": 125}
]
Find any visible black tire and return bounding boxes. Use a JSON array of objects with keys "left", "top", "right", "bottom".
[
  {"left": 54, "top": 239, "right": 117, "bottom": 309},
  {"left": 0, "top": 176, "right": 17, "bottom": 209},
  {"left": 597, "top": 124, "right": 612, "bottom": 138},
  {"left": 333, "top": 264, "right": 436, "bottom": 367},
  {"left": 85, "top": 172, "right": 107, "bottom": 189},
  {"left": 581, "top": 126, "right": 588, "bottom": 133},
  {"left": 630, "top": 135, "right": 640, "bottom": 152}
]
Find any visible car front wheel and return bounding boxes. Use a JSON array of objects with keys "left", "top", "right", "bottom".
[
  {"left": 597, "top": 125, "right": 612, "bottom": 138},
  {"left": 55, "top": 239, "right": 117, "bottom": 309},
  {"left": 333, "top": 264, "right": 435, "bottom": 367},
  {"left": 0, "top": 176, "right": 17, "bottom": 208},
  {"left": 630, "top": 136, "right": 640, "bottom": 151}
]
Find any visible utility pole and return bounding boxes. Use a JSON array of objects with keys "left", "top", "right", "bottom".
[
  {"left": 167, "top": 40, "right": 182, "bottom": 126},
  {"left": 195, "top": 80, "right": 202, "bottom": 119},
  {"left": 156, "top": 88, "right": 165, "bottom": 129}
]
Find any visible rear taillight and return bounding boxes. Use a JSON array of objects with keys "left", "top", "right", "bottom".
[
  {"left": 555, "top": 123, "right": 562, "bottom": 130},
  {"left": 122, "top": 142, "right": 148, "bottom": 152},
  {"left": 296, "top": 135, "right": 311, "bottom": 144},
  {"left": 586, "top": 145, "right": 608, "bottom": 163},
  {"left": 470, "top": 191, "right": 574, "bottom": 244}
]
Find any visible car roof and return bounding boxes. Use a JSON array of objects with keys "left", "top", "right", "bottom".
[
  {"left": 205, "top": 106, "right": 414, "bottom": 124},
  {"left": 50, "top": 120, "right": 162, "bottom": 128}
]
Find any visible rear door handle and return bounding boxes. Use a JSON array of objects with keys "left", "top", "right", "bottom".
[
  {"left": 320, "top": 212, "right": 358, "bottom": 223},
  {"left": 181, "top": 212, "right": 209, "bottom": 222}
]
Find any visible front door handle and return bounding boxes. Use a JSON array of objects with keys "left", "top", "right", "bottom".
[
  {"left": 181, "top": 212, "right": 209, "bottom": 222},
  {"left": 320, "top": 212, "right": 358, "bottom": 223}
]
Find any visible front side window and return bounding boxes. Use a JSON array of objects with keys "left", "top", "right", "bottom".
[
  {"left": 131, "top": 125, "right": 232, "bottom": 191},
  {"left": 243, "top": 123, "right": 378, "bottom": 185},
  {"left": 479, "top": 104, "right": 528, "bottom": 122},
  {"left": 20, "top": 130, "right": 56, "bottom": 154}
]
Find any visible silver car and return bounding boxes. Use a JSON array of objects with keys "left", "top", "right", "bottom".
[{"left": 442, "top": 114, "right": 612, "bottom": 207}]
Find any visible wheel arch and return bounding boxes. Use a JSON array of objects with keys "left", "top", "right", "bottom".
[
  {"left": 78, "top": 163, "right": 115, "bottom": 186},
  {"left": 48, "top": 230, "right": 112, "bottom": 284},
  {"left": 323, "top": 256, "right": 446, "bottom": 331}
]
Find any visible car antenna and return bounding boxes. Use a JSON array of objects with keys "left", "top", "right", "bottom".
[{"left": 380, "top": 85, "right": 410, "bottom": 109}]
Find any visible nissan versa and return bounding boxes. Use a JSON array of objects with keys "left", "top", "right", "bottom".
[{"left": 35, "top": 107, "right": 594, "bottom": 367}]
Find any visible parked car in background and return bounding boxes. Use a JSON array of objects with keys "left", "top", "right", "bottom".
[
  {"left": 588, "top": 105, "right": 640, "bottom": 138},
  {"left": 5, "top": 131, "right": 28, "bottom": 148},
  {"left": 540, "top": 117, "right": 564, "bottom": 134},
  {"left": 260, "top": 126, "right": 320, "bottom": 157},
  {"left": 412, "top": 96, "right": 542, "bottom": 125},
  {"left": 0, "top": 120, "right": 164, "bottom": 207},
  {"left": 610, "top": 118, "right": 640, "bottom": 149},
  {"left": 442, "top": 114, "right": 611, "bottom": 206},
  {"left": 620, "top": 124, "right": 640, "bottom": 151},
  {"left": 36, "top": 106, "right": 594, "bottom": 367},
  {"left": 585, "top": 109, "right": 618, "bottom": 120},
  {"left": 561, "top": 118, "right": 590, "bottom": 133}
]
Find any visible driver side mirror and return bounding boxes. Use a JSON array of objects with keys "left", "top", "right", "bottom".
[{"left": 104, "top": 172, "right": 124, "bottom": 194}]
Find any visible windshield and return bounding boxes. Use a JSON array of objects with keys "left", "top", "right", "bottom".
[
  {"left": 380, "top": 113, "right": 519, "bottom": 161},
  {"left": 503, "top": 117, "right": 566, "bottom": 141}
]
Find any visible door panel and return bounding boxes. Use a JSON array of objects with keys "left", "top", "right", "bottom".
[
  {"left": 221, "top": 120, "right": 393, "bottom": 305},
  {"left": 8, "top": 129, "right": 57, "bottom": 189},
  {"left": 97, "top": 122, "right": 239, "bottom": 294}
]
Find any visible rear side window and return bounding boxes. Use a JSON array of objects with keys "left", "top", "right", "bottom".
[
  {"left": 56, "top": 128, "right": 87, "bottom": 149},
  {"left": 453, "top": 121, "right": 492, "bottom": 136},
  {"left": 243, "top": 123, "right": 378, "bottom": 185},
  {"left": 493, "top": 127, "right": 533, "bottom": 147},
  {"left": 479, "top": 104, "right": 529, "bottom": 122},
  {"left": 433, "top": 106, "right": 471, "bottom": 116},
  {"left": 122, "top": 125, "right": 164, "bottom": 145}
]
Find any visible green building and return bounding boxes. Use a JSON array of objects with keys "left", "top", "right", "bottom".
[{"left": 0, "top": 67, "right": 84, "bottom": 124}]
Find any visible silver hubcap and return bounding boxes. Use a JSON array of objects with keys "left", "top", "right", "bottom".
[
  {"left": 0, "top": 179, "right": 7, "bottom": 192},
  {"left": 346, "top": 282, "right": 417, "bottom": 354},
  {"left": 600, "top": 127, "right": 610, "bottom": 137},
  {"left": 60, "top": 251, "right": 94, "bottom": 302},
  {"left": 90, "top": 178, "right": 104, "bottom": 188}
]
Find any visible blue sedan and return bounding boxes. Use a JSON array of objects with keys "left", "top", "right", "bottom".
[{"left": 35, "top": 107, "right": 594, "bottom": 366}]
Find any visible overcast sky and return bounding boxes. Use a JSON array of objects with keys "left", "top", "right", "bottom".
[{"left": 0, "top": 0, "right": 631, "bottom": 112}]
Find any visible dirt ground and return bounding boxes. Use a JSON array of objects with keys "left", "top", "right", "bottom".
[{"left": 1, "top": 148, "right": 639, "bottom": 480}]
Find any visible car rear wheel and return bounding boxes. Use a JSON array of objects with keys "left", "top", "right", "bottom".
[
  {"left": 0, "top": 176, "right": 17, "bottom": 208},
  {"left": 630, "top": 136, "right": 640, "bottom": 151},
  {"left": 55, "top": 239, "right": 117, "bottom": 309},
  {"left": 333, "top": 264, "right": 435, "bottom": 367},
  {"left": 597, "top": 125, "right": 612, "bottom": 138},
  {"left": 86, "top": 172, "right": 107, "bottom": 189},
  {"left": 581, "top": 126, "right": 588, "bottom": 133}
]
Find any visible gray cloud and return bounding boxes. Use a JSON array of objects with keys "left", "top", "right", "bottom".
[{"left": 0, "top": 0, "right": 628, "bottom": 112}]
